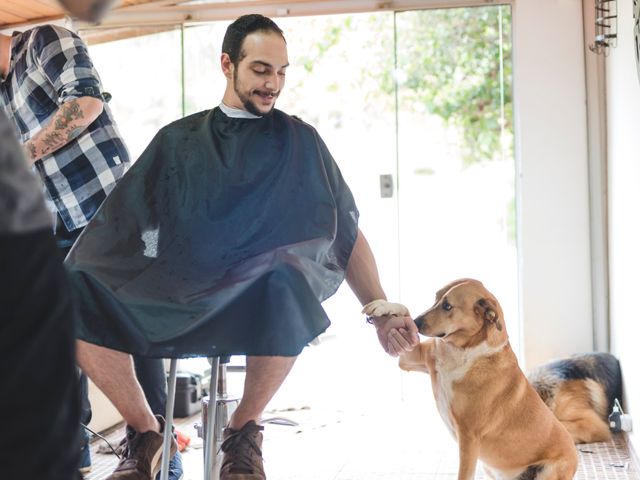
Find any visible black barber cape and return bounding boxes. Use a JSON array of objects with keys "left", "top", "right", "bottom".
[{"left": 65, "top": 107, "right": 359, "bottom": 358}]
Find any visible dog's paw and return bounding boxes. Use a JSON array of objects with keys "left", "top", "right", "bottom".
[{"left": 362, "top": 299, "right": 410, "bottom": 318}]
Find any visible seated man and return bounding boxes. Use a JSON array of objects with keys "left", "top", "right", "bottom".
[{"left": 67, "top": 14, "right": 419, "bottom": 480}]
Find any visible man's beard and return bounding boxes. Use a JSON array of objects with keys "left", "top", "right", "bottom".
[{"left": 233, "top": 71, "right": 277, "bottom": 116}]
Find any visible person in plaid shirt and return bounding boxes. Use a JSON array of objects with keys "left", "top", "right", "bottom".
[
  {"left": 0, "top": 24, "right": 183, "bottom": 479},
  {"left": 0, "top": 24, "right": 129, "bottom": 244}
]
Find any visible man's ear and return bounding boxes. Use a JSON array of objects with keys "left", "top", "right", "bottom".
[
  {"left": 221, "top": 53, "right": 234, "bottom": 79},
  {"left": 474, "top": 298, "right": 502, "bottom": 331}
]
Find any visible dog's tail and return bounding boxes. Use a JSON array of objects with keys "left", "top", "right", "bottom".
[{"left": 591, "top": 353, "right": 623, "bottom": 410}]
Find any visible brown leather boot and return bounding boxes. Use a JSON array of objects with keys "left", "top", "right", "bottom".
[
  {"left": 106, "top": 415, "right": 177, "bottom": 479},
  {"left": 220, "top": 420, "right": 266, "bottom": 479}
]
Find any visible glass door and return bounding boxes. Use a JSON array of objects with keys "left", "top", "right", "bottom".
[
  {"left": 275, "top": 12, "right": 401, "bottom": 341},
  {"left": 394, "top": 5, "right": 518, "bottom": 351},
  {"left": 89, "top": 29, "right": 184, "bottom": 160}
]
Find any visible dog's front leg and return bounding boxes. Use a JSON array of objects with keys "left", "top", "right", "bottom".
[
  {"left": 399, "top": 341, "right": 433, "bottom": 374},
  {"left": 457, "top": 434, "right": 480, "bottom": 480}
]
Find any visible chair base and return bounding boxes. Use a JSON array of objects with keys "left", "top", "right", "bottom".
[
  {"left": 162, "top": 358, "right": 242, "bottom": 480},
  {"left": 192, "top": 394, "right": 240, "bottom": 480},
  {"left": 197, "top": 395, "right": 240, "bottom": 447}
]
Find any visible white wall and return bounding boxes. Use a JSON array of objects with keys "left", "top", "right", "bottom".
[
  {"left": 512, "top": 0, "right": 593, "bottom": 369},
  {"left": 87, "top": 379, "right": 122, "bottom": 433},
  {"left": 605, "top": 0, "right": 640, "bottom": 450}
]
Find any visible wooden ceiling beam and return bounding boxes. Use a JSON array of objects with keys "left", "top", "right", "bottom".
[
  {"left": 118, "top": 0, "right": 197, "bottom": 11},
  {"left": 74, "top": 0, "right": 504, "bottom": 30},
  {"left": 1, "top": 1, "right": 54, "bottom": 17},
  {"left": 2, "top": 0, "right": 509, "bottom": 38},
  {"left": 80, "top": 24, "right": 177, "bottom": 44}
]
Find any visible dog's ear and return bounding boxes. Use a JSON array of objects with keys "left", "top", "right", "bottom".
[{"left": 474, "top": 298, "right": 502, "bottom": 331}]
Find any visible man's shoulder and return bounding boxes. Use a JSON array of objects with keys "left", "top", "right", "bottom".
[
  {"left": 28, "top": 25, "right": 81, "bottom": 52},
  {"left": 29, "top": 24, "right": 77, "bottom": 41},
  {"left": 275, "top": 109, "right": 317, "bottom": 134},
  {"left": 156, "top": 110, "right": 211, "bottom": 138}
]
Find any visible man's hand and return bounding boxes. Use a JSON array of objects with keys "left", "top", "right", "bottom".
[
  {"left": 373, "top": 314, "right": 420, "bottom": 357},
  {"left": 362, "top": 300, "right": 419, "bottom": 357}
]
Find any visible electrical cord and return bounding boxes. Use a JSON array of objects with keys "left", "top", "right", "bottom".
[{"left": 80, "top": 422, "right": 122, "bottom": 459}]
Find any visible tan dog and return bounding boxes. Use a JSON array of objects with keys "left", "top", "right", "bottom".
[{"left": 363, "top": 279, "right": 577, "bottom": 480}]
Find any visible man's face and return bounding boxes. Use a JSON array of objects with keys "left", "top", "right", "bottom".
[
  {"left": 57, "top": 0, "right": 115, "bottom": 22},
  {"left": 228, "top": 31, "right": 289, "bottom": 116}
]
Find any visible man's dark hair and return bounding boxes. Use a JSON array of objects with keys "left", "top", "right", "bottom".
[{"left": 222, "top": 14, "right": 286, "bottom": 66}]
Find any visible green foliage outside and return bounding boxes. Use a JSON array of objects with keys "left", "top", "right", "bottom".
[
  {"left": 391, "top": 6, "right": 513, "bottom": 165},
  {"left": 297, "top": 6, "right": 513, "bottom": 166}
]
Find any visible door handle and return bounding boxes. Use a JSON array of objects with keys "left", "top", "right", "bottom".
[{"left": 380, "top": 174, "right": 394, "bottom": 198}]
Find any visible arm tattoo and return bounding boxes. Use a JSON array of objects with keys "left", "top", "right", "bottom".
[
  {"left": 29, "top": 99, "right": 94, "bottom": 159},
  {"left": 67, "top": 125, "right": 85, "bottom": 142},
  {"left": 54, "top": 100, "right": 85, "bottom": 131},
  {"left": 42, "top": 131, "right": 65, "bottom": 150}
]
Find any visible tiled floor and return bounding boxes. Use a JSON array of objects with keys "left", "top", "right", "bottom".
[
  {"left": 83, "top": 327, "right": 639, "bottom": 479},
  {"left": 84, "top": 407, "right": 639, "bottom": 480}
]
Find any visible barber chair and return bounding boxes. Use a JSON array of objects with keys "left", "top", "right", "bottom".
[{"left": 159, "top": 356, "right": 241, "bottom": 480}]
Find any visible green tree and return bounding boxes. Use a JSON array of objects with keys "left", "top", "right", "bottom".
[
  {"left": 389, "top": 6, "right": 513, "bottom": 164},
  {"left": 294, "top": 7, "right": 513, "bottom": 165}
]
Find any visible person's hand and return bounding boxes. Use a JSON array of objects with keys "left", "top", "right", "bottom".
[
  {"left": 362, "top": 300, "right": 420, "bottom": 357},
  {"left": 371, "top": 314, "right": 420, "bottom": 357}
]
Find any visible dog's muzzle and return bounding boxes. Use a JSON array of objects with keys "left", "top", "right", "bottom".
[{"left": 414, "top": 316, "right": 424, "bottom": 330}]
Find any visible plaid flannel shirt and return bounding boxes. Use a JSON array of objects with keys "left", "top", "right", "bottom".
[{"left": 0, "top": 25, "right": 130, "bottom": 232}]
